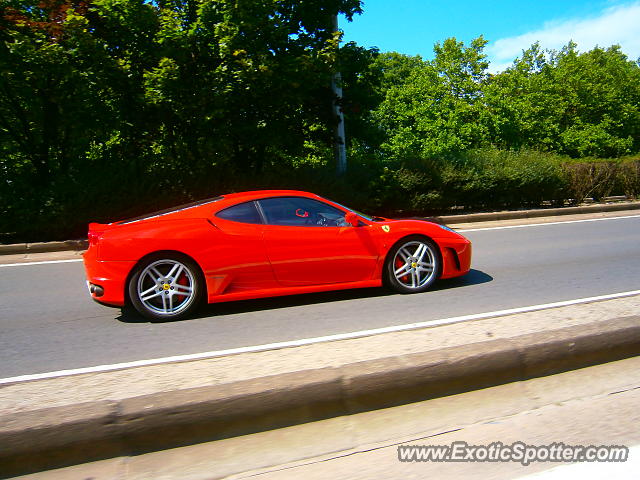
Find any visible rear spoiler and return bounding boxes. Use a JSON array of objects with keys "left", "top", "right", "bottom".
[
  {"left": 87, "top": 223, "right": 114, "bottom": 245},
  {"left": 88, "top": 222, "right": 113, "bottom": 233}
]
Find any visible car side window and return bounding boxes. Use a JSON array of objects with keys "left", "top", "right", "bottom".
[
  {"left": 258, "top": 197, "right": 349, "bottom": 227},
  {"left": 216, "top": 201, "right": 263, "bottom": 224}
]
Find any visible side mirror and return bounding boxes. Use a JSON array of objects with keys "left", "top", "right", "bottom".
[{"left": 344, "top": 211, "right": 360, "bottom": 227}]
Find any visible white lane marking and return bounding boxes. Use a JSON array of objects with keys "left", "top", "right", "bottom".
[
  {"left": 0, "top": 259, "right": 83, "bottom": 268},
  {"left": 1, "top": 289, "right": 639, "bottom": 386},
  {"left": 458, "top": 213, "right": 640, "bottom": 232}
]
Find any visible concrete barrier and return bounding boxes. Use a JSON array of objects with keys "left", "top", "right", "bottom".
[
  {"left": 436, "top": 200, "right": 640, "bottom": 224},
  {"left": 0, "top": 240, "right": 88, "bottom": 255},
  {"left": 1, "top": 315, "right": 638, "bottom": 477}
]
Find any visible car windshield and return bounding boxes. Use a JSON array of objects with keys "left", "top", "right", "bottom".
[{"left": 321, "top": 198, "right": 377, "bottom": 221}]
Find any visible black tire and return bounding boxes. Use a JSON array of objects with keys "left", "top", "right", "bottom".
[
  {"left": 384, "top": 236, "right": 441, "bottom": 294},
  {"left": 128, "top": 253, "right": 204, "bottom": 321}
]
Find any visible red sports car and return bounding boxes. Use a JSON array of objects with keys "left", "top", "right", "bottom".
[{"left": 83, "top": 190, "right": 472, "bottom": 320}]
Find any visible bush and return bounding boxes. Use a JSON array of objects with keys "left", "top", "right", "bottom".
[
  {"left": 438, "top": 149, "right": 566, "bottom": 210},
  {"left": 619, "top": 158, "right": 640, "bottom": 199},
  {"left": 562, "top": 161, "right": 620, "bottom": 204},
  {"left": 2, "top": 147, "right": 639, "bottom": 243}
]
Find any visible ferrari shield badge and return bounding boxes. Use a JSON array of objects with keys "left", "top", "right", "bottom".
[{"left": 382, "top": 225, "right": 390, "bottom": 233}]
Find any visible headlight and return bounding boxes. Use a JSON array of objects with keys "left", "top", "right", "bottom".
[{"left": 438, "top": 224, "right": 456, "bottom": 233}]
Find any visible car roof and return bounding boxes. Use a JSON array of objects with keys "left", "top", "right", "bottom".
[
  {"left": 213, "top": 190, "right": 328, "bottom": 209},
  {"left": 113, "top": 190, "right": 325, "bottom": 225},
  {"left": 220, "top": 190, "right": 319, "bottom": 202}
]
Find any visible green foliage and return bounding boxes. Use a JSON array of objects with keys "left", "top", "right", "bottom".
[
  {"left": 2, "top": 2, "right": 640, "bottom": 242},
  {"left": 484, "top": 43, "right": 640, "bottom": 157},
  {"left": 372, "top": 37, "right": 491, "bottom": 160},
  {"left": 439, "top": 149, "right": 566, "bottom": 209},
  {"left": 0, "top": 0, "right": 365, "bottom": 241}
]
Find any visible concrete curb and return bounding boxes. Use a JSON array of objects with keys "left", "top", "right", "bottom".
[
  {"left": 1, "top": 315, "right": 638, "bottom": 477},
  {"left": 1, "top": 201, "right": 640, "bottom": 256},
  {"left": 0, "top": 239, "right": 88, "bottom": 255},
  {"left": 436, "top": 200, "right": 640, "bottom": 224}
]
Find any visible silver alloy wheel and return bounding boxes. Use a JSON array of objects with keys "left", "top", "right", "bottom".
[
  {"left": 136, "top": 259, "right": 196, "bottom": 316},
  {"left": 392, "top": 240, "right": 436, "bottom": 289}
]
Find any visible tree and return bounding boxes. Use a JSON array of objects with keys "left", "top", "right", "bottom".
[
  {"left": 0, "top": 0, "right": 365, "bottom": 241},
  {"left": 143, "top": 0, "right": 363, "bottom": 175},
  {"left": 485, "top": 42, "right": 640, "bottom": 157},
  {"left": 371, "top": 37, "right": 491, "bottom": 162}
]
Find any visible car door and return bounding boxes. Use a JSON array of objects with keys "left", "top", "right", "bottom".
[
  {"left": 258, "top": 196, "right": 379, "bottom": 286},
  {"left": 208, "top": 200, "right": 277, "bottom": 292}
]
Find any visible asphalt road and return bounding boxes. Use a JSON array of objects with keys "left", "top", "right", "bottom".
[{"left": 1, "top": 216, "right": 639, "bottom": 378}]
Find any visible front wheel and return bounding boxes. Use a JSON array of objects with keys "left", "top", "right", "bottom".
[
  {"left": 384, "top": 237, "right": 441, "bottom": 294},
  {"left": 128, "top": 254, "right": 203, "bottom": 321}
]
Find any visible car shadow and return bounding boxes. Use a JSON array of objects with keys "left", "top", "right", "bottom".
[
  {"left": 116, "top": 269, "right": 493, "bottom": 323},
  {"left": 432, "top": 268, "right": 493, "bottom": 291}
]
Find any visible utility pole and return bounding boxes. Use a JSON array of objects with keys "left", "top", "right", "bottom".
[{"left": 331, "top": 14, "right": 347, "bottom": 175}]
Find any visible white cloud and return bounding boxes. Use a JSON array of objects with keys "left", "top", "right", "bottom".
[{"left": 487, "top": 2, "right": 640, "bottom": 72}]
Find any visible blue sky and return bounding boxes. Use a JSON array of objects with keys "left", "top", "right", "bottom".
[{"left": 341, "top": 0, "right": 640, "bottom": 71}]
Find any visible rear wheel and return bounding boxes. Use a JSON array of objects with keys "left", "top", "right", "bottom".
[
  {"left": 384, "top": 237, "right": 441, "bottom": 294},
  {"left": 128, "top": 254, "right": 203, "bottom": 321}
]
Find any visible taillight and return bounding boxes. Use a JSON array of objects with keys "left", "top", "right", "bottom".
[
  {"left": 88, "top": 231, "right": 100, "bottom": 246},
  {"left": 87, "top": 222, "right": 107, "bottom": 246}
]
